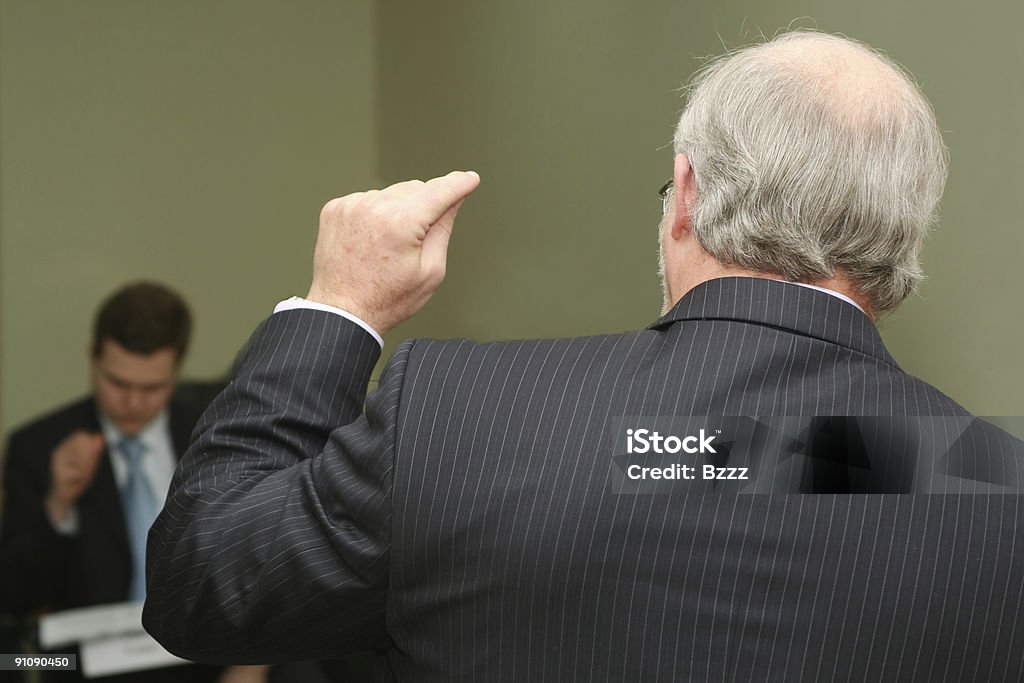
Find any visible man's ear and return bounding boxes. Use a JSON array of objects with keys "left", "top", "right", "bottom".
[{"left": 670, "top": 153, "right": 697, "bottom": 239}]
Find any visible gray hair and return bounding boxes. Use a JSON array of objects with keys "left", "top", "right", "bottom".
[{"left": 673, "top": 30, "right": 948, "bottom": 313}]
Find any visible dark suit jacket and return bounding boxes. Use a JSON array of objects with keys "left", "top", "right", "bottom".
[
  {"left": 144, "top": 277, "right": 1024, "bottom": 682},
  {"left": 0, "top": 382, "right": 223, "bottom": 683}
]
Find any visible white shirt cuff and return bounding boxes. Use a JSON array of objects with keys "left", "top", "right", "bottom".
[
  {"left": 274, "top": 297, "right": 384, "bottom": 348},
  {"left": 49, "top": 505, "right": 80, "bottom": 536}
]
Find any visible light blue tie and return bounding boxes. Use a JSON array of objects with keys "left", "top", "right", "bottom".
[{"left": 119, "top": 438, "right": 158, "bottom": 602}]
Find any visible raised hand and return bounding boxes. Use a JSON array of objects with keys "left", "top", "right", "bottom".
[
  {"left": 307, "top": 170, "right": 481, "bottom": 335},
  {"left": 46, "top": 431, "right": 105, "bottom": 524}
]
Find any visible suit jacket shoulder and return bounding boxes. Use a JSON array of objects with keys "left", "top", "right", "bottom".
[{"left": 6, "top": 396, "right": 99, "bottom": 461}]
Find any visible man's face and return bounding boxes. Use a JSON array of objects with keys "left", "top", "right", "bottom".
[{"left": 91, "top": 339, "right": 178, "bottom": 436}]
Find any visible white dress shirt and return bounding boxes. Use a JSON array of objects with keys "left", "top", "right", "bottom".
[
  {"left": 99, "top": 410, "right": 177, "bottom": 508},
  {"left": 50, "top": 410, "right": 177, "bottom": 535}
]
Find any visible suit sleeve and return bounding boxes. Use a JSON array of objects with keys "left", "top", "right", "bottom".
[
  {"left": 0, "top": 435, "right": 78, "bottom": 616},
  {"left": 143, "top": 309, "right": 412, "bottom": 663}
]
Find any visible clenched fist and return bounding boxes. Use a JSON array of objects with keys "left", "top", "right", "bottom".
[
  {"left": 46, "top": 431, "right": 105, "bottom": 524},
  {"left": 306, "top": 170, "right": 481, "bottom": 335}
]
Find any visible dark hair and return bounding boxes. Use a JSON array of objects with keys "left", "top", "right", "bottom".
[{"left": 92, "top": 281, "right": 192, "bottom": 361}]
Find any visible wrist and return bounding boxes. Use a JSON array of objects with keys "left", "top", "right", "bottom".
[
  {"left": 44, "top": 493, "right": 71, "bottom": 524},
  {"left": 275, "top": 296, "right": 386, "bottom": 348},
  {"left": 304, "top": 288, "right": 389, "bottom": 335}
]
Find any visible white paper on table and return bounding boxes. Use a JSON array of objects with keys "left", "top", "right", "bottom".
[
  {"left": 39, "top": 602, "right": 146, "bottom": 648},
  {"left": 80, "top": 632, "right": 188, "bottom": 678}
]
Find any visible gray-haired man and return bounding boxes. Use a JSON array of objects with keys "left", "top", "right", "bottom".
[{"left": 145, "top": 31, "right": 1023, "bottom": 682}]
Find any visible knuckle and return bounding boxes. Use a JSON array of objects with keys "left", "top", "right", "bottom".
[
  {"left": 362, "top": 202, "right": 387, "bottom": 225},
  {"left": 390, "top": 179, "right": 424, "bottom": 192},
  {"left": 320, "top": 197, "right": 344, "bottom": 221},
  {"left": 355, "top": 192, "right": 384, "bottom": 218}
]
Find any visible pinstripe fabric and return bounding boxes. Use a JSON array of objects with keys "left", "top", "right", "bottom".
[{"left": 144, "top": 277, "right": 1024, "bottom": 682}]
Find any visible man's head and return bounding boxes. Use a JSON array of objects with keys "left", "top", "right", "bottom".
[
  {"left": 90, "top": 282, "right": 192, "bottom": 435},
  {"left": 659, "top": 30, "right": 948, "bottom": 315}
]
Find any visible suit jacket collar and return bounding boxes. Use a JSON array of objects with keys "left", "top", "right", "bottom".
[{"left": 649, "top": 276, "right": 900, "bottom": 368}]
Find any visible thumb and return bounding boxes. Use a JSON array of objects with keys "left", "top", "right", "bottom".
[
  {"left": 414, "top": 171, "right": 480, "bottom": 225},
  {"left": 421, "top": 199, "right": 464, "bottom": 278}
]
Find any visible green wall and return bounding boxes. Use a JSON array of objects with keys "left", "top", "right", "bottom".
[
  {"left": 3, "top": 0, "right": 1021, "bottom": 437},
  {"left": 1, "top": 0, "right": 379, "bottom": 432}
]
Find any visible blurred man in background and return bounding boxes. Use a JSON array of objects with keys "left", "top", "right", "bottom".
[{"left": 0, "top": 281, "right": 261, "bottom": 682}]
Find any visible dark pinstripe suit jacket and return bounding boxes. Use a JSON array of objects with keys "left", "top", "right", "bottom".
[{"left": 144, "top": 277, "right": 1024, "bottom": 682}]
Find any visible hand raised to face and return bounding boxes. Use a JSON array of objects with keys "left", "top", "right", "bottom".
[
  {"left": 46, "top": 430, "right": 105, "bottom": 523},
  {"left": 307, "top": 170, "right": 481, "bottom": 335}
]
